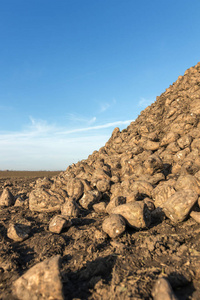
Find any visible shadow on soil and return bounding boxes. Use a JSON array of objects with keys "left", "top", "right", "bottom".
[
  {"left": 169, "top": 272, "right": 196, "bottom": 300},
  {"left": 62, "top": 254, "right": 117, "bottom": 300}
]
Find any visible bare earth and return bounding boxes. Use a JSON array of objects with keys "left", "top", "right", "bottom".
[{"left": 0, "top": 171, "right": 199, "bottom": 299}]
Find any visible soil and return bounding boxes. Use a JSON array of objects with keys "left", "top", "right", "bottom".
[{"left": 0, "top": 171, "right": 199, "bottom": 300}]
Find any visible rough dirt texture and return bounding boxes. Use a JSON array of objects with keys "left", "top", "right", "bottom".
[{"left": 1, "top": 63, "right": 200, "bottom": 299}]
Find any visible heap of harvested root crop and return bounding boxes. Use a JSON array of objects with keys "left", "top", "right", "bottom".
[
  {"left": 27, "top": 62, "right": 200, "bottom": 235},
  {"left": 24, "top": 62, "right": 200, "bottom": 240}
]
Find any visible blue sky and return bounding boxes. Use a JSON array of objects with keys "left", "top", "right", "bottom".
[{"left": 0, "top": 0, "right": 200, "bottom": 170}]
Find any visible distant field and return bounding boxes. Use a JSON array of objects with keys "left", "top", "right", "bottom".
[{"left": 0, "top": 170, "right": 62, "bottom": 179}]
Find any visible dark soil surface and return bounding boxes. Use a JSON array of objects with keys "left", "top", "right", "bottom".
[{"left": 0, "top": 171, "right": 199, "bottom": 300}]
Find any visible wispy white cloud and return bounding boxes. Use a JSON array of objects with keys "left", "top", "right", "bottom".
[
  {"left": 88, "top": 117, "right": 97, "bottom": 124},
  {"left": 66, "top": 113, "right": 87, "bottom": 123},
  {"left": 66, "top": 113, "right": 97, "bottom": 125},
  {"left": 99, "top": 98, "right": 116, "bottom": 113},
  {"left": 0, "top": 117, "right": 133, "bottom": 170},
  {"left": 57, "top": 120, "right": 133, "bottom": 135},
  {"left": 138, "top": 97, "right": 154, "bottom": 108},
  {"left": 29, "top": 116, "right": 56, "bottom": 134},
  {"left": 100, "top": 103, "right": 111, "bottom": 113}
]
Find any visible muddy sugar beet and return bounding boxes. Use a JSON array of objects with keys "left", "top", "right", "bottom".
[
  {"left": 102, "top": 214, "right": 126, "bottom": 238},
  {"left": 163, "top": 189, "right": 198, "bottom": 222},
  {"left": 111, "top": 201, "right": 151, "bottom": 229}
]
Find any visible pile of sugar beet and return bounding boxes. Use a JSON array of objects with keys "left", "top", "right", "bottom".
[{"left": 1, "top": 62, "right": 200, "bottom": 300}]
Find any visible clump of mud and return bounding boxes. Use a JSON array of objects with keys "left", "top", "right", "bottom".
[{"left": 1, "top": 63, "right": 200, "bottom": 299}]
